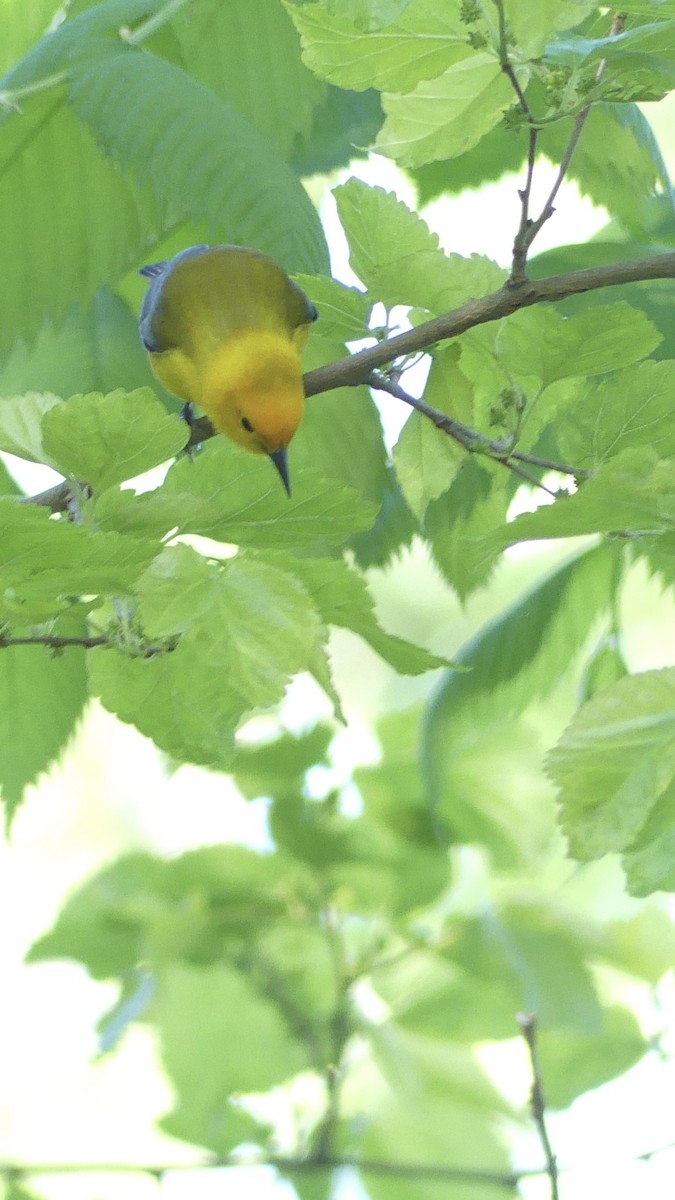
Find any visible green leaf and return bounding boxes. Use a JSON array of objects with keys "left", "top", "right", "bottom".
[
  {"left": 0, "top": 393, "right": 62, "bottom": 466},
  {"left": 504, "top": 0, "right": 597, "bottom": 57},
  {"left": 266, "top": 552, "right": 449, "bottom": 673},
  {"left": 539, "top": 102, "right": 672, "bottom": 237},
  {"left": 0, "top": 289, "right": 160, "bottom": 401},
  {"left": 558, "top": 360, "right": 675, "bottom": 471},
  {"left": 421, "top": 544, "right": 618, "bottom": 857},
  {"left": 0, "top": 501, "right": 156, "bottom": 623},
  {"left": 411, "top": 121, "right": 526, "bottom": 204},
  {"left": 68, "top": 40, "right": 329, "bottom": 273},
  {"left": 94, "top": 549, "right": 328, "bottom": 768},
  {"left": 160, "top": 440, "right": 378, "bottom": 549},
  {"left": 0, "top": 13, "right": 161, "bottom": 349},
  {"left": 334, "top": 178, "right": 506, "bottom": 308},
  {"left": 547, "top": 667, "right": 675, "bottom": 869},
  {"left": 481, "top": 448, "right": 675, "bottom": 557},
  {"left": 171, "top": 0, "right": 325, "bottom": 160},
  {"left": 41, "top": 388, "right": 186, "bottom": 491},
  {"left": 27, "top": 853, "right": 165, "bottom": 978},
  {"left": 0, "top": 618, "right": 88, "bottom": 825},
  {"left": 376, "top": 53, "right": 516, "bottom": 168},
  {"left": 394, "top": 346, "right": 474, "bottom": 520},
  {"left": 286, "top": 0, "right": 471, "bottom": 93},
  {"left": 425, "top": 459, "right": 510, "bottom": 601},
  {"left": 537, "top": 1007, "right": 647, "bottom": 1110},
  {"left": 360, "top": 1025, "right": 513, "bottom": 1200},
  {"left": 291, "top": 84, "right": 384, "bottom": 176},
  {"left": 293, "top": 274, "right": 371, "bottom": 342},
  {"left": 497, "top": 302, "right": 662, "bottom": 388},
  {"left": 157, "top": 963, "right": 309, "bottom": 1154},
  {"left": 231, "top": 725, "right": 333, "bottom": 799}
]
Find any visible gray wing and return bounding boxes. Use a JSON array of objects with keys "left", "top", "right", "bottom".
[{"left": 138, "top": 244, "right": 210, "bottom": 351}]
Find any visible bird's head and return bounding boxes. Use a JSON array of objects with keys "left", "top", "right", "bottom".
[{"left": 203, "top": 330, "right": 306, "bottom": 494}]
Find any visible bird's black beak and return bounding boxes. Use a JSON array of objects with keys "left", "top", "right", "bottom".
[{"left": 269, "top": 447, "right": 291, "bottom": 496}]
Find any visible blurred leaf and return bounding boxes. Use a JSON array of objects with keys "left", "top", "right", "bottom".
[
  {"left": 505, "top": 0, "right": 597, "bottom": 57},
  {"left": 232, "top": 725, "right": 333, "bottom": 800},
  {"left": 537, "top": 1006, "right": 647, "bottom": 1110},
  {"left": 0, "top": 289, "right": 157, "bottom": 401},
  {"left": 539, "top": 101, "right": 672, "bottom": 236},
  {"left": 157, "top": 963, "right": 309, "bottom": 1154},
  {"left": 291, "top": 85, "right": 384, "bottom": 175},
  {"left": 171, "top": 0, "right": 324, "bottom": 159},
  {"left": 68, "top": 39, "right": 329, "bottom": 273},
  {"left": 28, "top": 853, "right": 165, "bottom": 977},
  {"left": 359, "top": 1025, "right": 514, "bottom": 1200}
]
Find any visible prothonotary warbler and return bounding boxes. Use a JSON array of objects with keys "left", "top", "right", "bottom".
[{"left": 139, "top": 244, "right": 318, "bottom": 494}]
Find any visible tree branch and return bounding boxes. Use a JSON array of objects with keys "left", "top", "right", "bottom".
[
  {"left": 20, "top": 250, "right": 675, "bottom": 512},
  {"left": 518, "top": 1013, "right": 559, "bottom": 1200},
  {"left": 302, "top": 254, "right": 675, "bottom": 397},
  {"left": 0, "top": 633, "right": 173, "bottom": 657}
]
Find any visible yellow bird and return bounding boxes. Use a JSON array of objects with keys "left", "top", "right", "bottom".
[{"left": 139, "top": 244, "right": 318, "bottom": 494}]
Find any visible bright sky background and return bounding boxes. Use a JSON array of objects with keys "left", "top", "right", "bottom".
[{"left": 3, "top": 92, "right": 675, "bottom": 1200}]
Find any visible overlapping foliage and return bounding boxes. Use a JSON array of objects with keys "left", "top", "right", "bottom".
[{"left": 3, "top": 0, "right": 675, "bottom": 1195}]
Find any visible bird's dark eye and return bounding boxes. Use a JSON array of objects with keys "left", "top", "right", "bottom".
[{"left": 241, "top": 416, "right": 254, "bottom": 432}]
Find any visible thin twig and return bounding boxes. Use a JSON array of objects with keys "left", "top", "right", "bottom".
[
  {"left": 0, "top": 633, "right": 172, "bottom": 657},
  {"left": 518, "top": 1013, "right": 559, "bottom": 1200},
  {"left": 367, "top": 371, "right": 586, "bottom": 490},
  {"left": 493, "top": 0, "right": 539, "bottom": 281},
  {"left": 509, "top": 11, "right": 627, "bottom": 280},
  {"left": 0, "top": 1157, "right": 525, "bottom": 1189}
]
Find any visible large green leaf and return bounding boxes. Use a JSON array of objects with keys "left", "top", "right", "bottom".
[
  {"left": 263, "top": 551, "right": 449, "bottom": 673},
  {"left": 334, "top": 178, "right": 506, "bottom": 309},
  {"left": 172, "top": 0, "right": 325, "bottom": 158},
  {"left": 68, "top": 40, "right": 329, "bottom": 273},
  {"left": 0, "top": 289, "right": 159, "bottom": 401},
  {"left": 421, "top": 544, "right": 618, "bottom": 857}
]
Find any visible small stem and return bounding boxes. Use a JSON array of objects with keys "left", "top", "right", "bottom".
[
  {"left": 120, "top": 0, "right": 193, "bottom": 44},
  {"left": 0, "top": 71, "right": 67, "bottom": 111},
  {"left": 366, "top": 371, "right": 586, "bottom": 491},
  {"left": 509, "top": 11, "right": 627, "bottom": 281},
  {"left": 0, "top": 633, "right": 172, "bottom": 657},
  {"left": 518, "top": 1013, "right": 559, "bottom": 1200}
]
